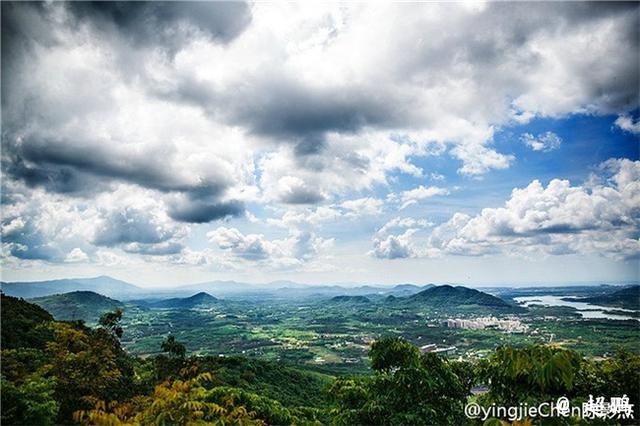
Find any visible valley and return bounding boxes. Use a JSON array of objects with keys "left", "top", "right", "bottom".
[{"left": 4, "top": 278, "right": 638, "bottom": 376}]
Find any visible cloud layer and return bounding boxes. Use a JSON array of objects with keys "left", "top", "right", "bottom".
[
  {"left": 1, "top": 2, "right": 637, "bottom": 279},
  {"left": 375, "top": 159, "right": 640, "bottom": 261}
]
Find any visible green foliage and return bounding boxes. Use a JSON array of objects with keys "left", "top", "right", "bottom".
[
  {"left": 477, "top": 345, "right": 583, "bottom": 406},
  {"left": 574, "top": 349, "right": 640, "bottom": 424},
  {"left": 154, "top": 335, "right": 189, "bottom": 381},
  {"left": 330, "top": 337, "right": 471, "bottom": 425},
  {"left": 161, "top": 334, "right": 187, "bottom": 359},
  {"left": 75, "top": 373, "right": 263, "bottom": 426},
  {"left": 206, "top": 386, "right": 298, "bottom": 425},
  {"left": 3, "top": 294, "right": 640, "bottom": 426},
  {"left": 1, "top": 348, "right": 48, "bottom": 382},
  {"left": 369, "top": 336, "right": 421, "bottom": 372},
  {"left": 1, "top": 294, "right": 54, "bottom": 349},
  {"left": 195, "top": 356, "right": 332, "bottom": 409},
  {"left": 44, "top": 321, "right": 136, "bottom": 423},
  {"left": 476, "top": 345, "right": 640, "bottom": 425},
  {"left": 99, "top": 308, "right": 124, "bottom": 339},
  {"left": 1, "top": 373, "right": 59, "bottom": 425}
]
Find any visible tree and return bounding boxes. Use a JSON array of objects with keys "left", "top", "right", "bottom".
[
  {"left": 1, "top": 373, "right": 59, "bottom": 425},
  {"left": 155, "top": 335, "right": 188, "bottom": 381},
  {"left": 331, "top": 337, "right": 471, "bottom": 425},
  {"left": 75, "top": 373, "right": 263, "bottom": 426},
  {"left": 574, "top": 349, "right": 640, "bottom": 425},
  {"left": 161, "top": 334, "right": 187, "bottom": 359},
  {"left": 0, "top": 294, "right": 54, "bottom": 350},
  {"left": 44, "top": 322, "right": 134, "bottom": 423},
  {"left": 98, "top": 308, "right": 124, "bottom": 339},
  {"left": 477, "top": 345, "right": 582, "bottom": 407}
]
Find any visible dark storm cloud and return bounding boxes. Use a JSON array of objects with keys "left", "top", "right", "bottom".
[
  {"left": 153, "top": 1, "right": 638, "bottom": 163},
  {"left": 3, "top": 157, "right": 109, "bottom": 196},
  {"left": 279, "top": 188, "right": 326, "bottom": 205},
  {"left": 1, "top": 0, "right": 638, "bottom": 220},
  {"left": 0, "top": 1, "right": 250, "bottom": 223},
  {"left": 231, "top": 83, "right": 398, "bottom": 140},
  {"left": 1, "top": 217, "right": 62, "bottom": 261},
  {"left": 167, "top": 199, "right": 244, "bottom": 224},
  {"left": 66, "top": 1, "right": 252, "bottom": 51},
  {"left": 9, "top": 136, "right": 228, "bottom": 196},
  {"left": 169, "top": 77, "right": 407, "bottom": 158},
  {"left": 93, "top": 208, "right": 175, "bottom": 247}
]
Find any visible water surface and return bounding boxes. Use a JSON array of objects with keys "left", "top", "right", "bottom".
[{"left": 514, "top": 295, "right": 638, "bottom": 321}]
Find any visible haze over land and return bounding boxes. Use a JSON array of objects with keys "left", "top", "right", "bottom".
[{"left": 1, "top": 2, "right": 638, "bottom": 287}]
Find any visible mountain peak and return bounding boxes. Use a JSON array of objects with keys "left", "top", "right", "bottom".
[
  {"left": 408, "top": 285, "right": 513, "bottom": 309},
  {"left": 189, "top": 292, "right": 218, "bottom": 301}
]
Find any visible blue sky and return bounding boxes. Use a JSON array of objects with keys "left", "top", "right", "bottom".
[{"left": 1, "top": 2, "right": 638, "bottom": 287}]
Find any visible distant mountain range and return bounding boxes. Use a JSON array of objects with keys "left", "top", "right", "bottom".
[
  {"left": 29, "top": 291, "right": 123, "bottom": 323},
  {"left": 1, "top": 276, "right": 141, "bottom": 299},
  {"left": 1, "top": 276, "right": 436, "bottom": 300},
  {"left": 2, "top": 275, "right": 633, "bottom": 308}
]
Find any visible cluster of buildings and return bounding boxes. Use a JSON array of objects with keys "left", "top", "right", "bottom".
[
  {"left": 445, "top": 316, "right": 529, "bottom": 333},
  {"left": 420, "top": 343, "right": 457, "bottom": 354}
]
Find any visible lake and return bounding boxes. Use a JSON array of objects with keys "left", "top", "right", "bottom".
[{"left": 514, "top": 295, "right": 638, "bottom": 321}]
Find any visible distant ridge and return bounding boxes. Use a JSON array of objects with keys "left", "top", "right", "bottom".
[
  {"left": 329, "top": 295, "right": 370, "bottom": 304},
  {"left": 1, "top": 276, "right": 141, "bottom": 299},
  {"left": 145, "top": 292, "right": 220, "bottom": 309},
  {"left": 565, "top": 285, "right": 640, "bottom": 310},
  {"left": 29, "top": 290, "right": 123, "bottom": 323}
]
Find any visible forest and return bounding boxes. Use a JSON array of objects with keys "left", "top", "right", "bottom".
[{"left": 2, "top": 293, "right": 638, "bottom": 426}]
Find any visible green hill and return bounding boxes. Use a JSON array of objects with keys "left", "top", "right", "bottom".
[
  {"left": 1, "top": 293, "right": 54, "bottom": 349},
  {"left": 147, "top": 292, "right": 220, "bottom": 309},
  {"left": 405, "top": 285, "right": 517, "bottom": 310},
  {"left": 570, "top": 285, "right": 640, "bottom": 310},
  {"left": 329, "top": 295, "right": 370, "bottom": 304},
  {"left": 29, "top": 291, "right": 123, "bottom": 323}
]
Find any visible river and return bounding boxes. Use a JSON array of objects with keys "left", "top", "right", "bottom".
[{"left": 514, "top": 295, "right": 638, "bottom": 321}]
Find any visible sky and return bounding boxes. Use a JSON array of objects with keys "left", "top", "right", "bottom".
[{"left": 1, "top": 1, "right": 639, "bottom": 287}]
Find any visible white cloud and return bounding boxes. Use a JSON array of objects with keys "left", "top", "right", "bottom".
[
  {"left": 521, "top": 131, "right": 563, "bottom": 152},
  {"left": 341, "top": 197, "right": 384, "bottom": 217},
  {"left": 614, "top": 114, "right": 640, "bottom": 135},
  {"left": 258, "top": 131, "right": 422, "bottom": 204},
  {"left": 397, "top": 185, "right": 449, "bottom": 209},
  {"left": 377, "top": 217, "right": 433, "bottom": 235},
  {"left": 1, "top": 2, "right": 638, "bottom": 279},
  {"left": 1, "top": 182, "right": 188, "bottom": 262},
  {"left": 423, "top": 159, "right": 640, "bottom": 260},
  {"left": 207, "top": 226, "right": 333, "bottom": 269},
  {"left": 370, "top": 216, "right": 434, "bottom": 259},
  {"left": 65, "top": 248, "right": 89, "bottom": 263},
  {"left": 5, "top": 1, "right": 636, "bottom": 214},
  {"left": 370, "top": 229, "right": 419, "bottom": 260}
]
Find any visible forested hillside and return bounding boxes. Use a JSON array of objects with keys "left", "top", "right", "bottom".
[
  {"left": 29, "top": 291, "right": 123, "bottom": 323},
  {"left": 570, "top": 285, "right": 640, "bottom": 310}
]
